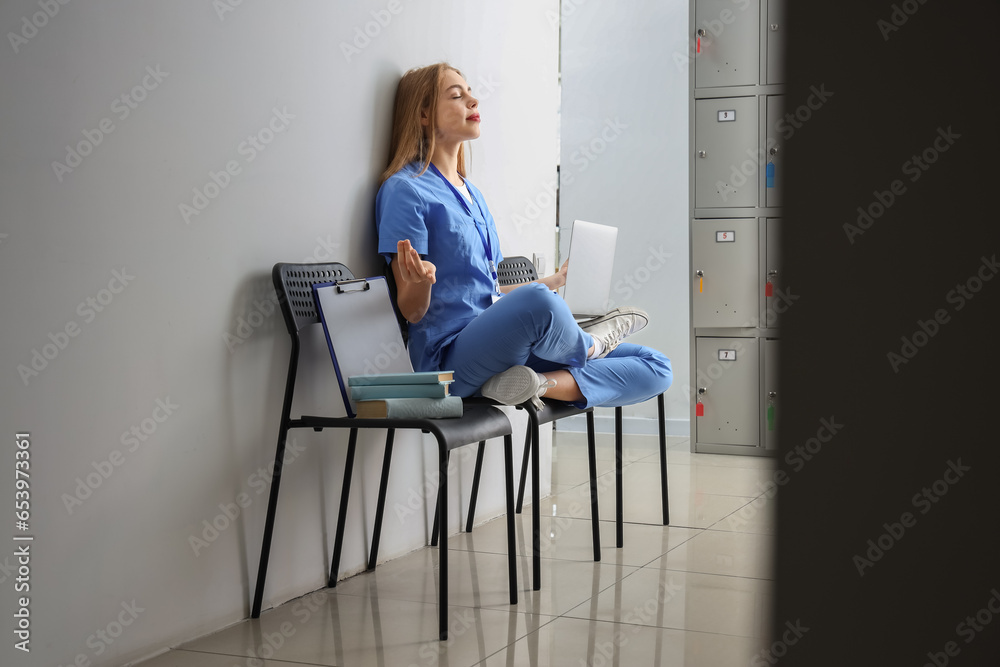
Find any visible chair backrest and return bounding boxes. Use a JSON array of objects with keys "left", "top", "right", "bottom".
[
  {"left": 497, "top": 256, "right": 538, "bottom": 287},
  {"left": 272, "top": 262, "right": 355, "bottom": 335}
]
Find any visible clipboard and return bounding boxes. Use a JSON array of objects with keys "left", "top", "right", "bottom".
[{"left": 312, "top": 276, "right": 412, "bottom": 417}]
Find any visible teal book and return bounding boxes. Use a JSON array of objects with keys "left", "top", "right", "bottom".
[
  {"left": 350, "top": 383, "right": 450, "bottom": 401},
  {"left": 348, "top": 371, "right": 454, "bottom": 386},
  {"left": 355, "top": 396, "right": 463, "bottom": 419}
]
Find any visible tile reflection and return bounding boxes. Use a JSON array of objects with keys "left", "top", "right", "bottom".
[{"left": 142, "top": 430, "right": 775, "bottom": 667}]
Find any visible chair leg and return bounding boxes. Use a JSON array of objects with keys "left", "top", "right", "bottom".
[
  {"left": 514, "top": 419, "right": 532, "bottom": 513},
  {"left": 430, "top": 450, "right": 451, "bottom": 547},
  {"left": 657, "top": 393, "right": 670, "bottom": 525},
  {"left": 586, "top": 410, "right": 601, "bottom": 562},
  {"left": 504, "top": 434, "right": 518, "bottom": 604},
  {"left": 615, "top": 407, "right": 623, "bottom": 549},
  {"left": 251, "top": 425, "right": 291, "bottom": 618},
  {"left": 438, "top": 442, "right": 449, "bottom": 641},
  {"left": 465, "top": 441, "right": 486, "bottom": 533},
  {"left": 529, "top": 411, "right": 541, "bottom": 591},
  {"left": 368, "top": 429, "right": 395, "bottom": 571},
  {"left": 328, "top": 429, "right": 359, "bottom": 588}
]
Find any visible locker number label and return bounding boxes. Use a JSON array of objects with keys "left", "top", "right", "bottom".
[
  {"left": 718, "top": 349, "right": 737, "bottom": 361},
  {"left": 717, "top": 110, "right": 736, "bottom": 122},
  {"left": 716, "top": 231, "right": 735, "bottom": 242}
]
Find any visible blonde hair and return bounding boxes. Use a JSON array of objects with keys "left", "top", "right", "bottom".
[{"left": 381, "top": 63, "right": 467, "bottom": 183}]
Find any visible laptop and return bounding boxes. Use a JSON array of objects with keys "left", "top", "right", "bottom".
[{"left": 561, "top": 219, "right": 618, "bottom": 318}]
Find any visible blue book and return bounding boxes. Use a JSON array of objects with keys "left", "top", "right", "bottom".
[
  {"left": 355, "top": 396, "right": 463, "bottom": 419},
  {"left": 350, "top": 383, "right": 450, "bottom": 400},
  {"left": 348, "top": 371, "right": 454, "bottom": 386}
]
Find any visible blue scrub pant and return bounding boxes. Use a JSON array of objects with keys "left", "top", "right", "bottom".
[{"left": 441, "top": 282, "right": 672, "bottom": 408}]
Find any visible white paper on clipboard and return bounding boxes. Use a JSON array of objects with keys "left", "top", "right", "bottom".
[{"left": 312, "top": 276, "right": 412, "bottom": 417}]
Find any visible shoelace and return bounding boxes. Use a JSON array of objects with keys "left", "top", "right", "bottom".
[
  {"left": 531, "top": 378, "right": 558, "bottom": 410},
  {"left": 602, "top": 322, "right": 630, "bottom": 351}
]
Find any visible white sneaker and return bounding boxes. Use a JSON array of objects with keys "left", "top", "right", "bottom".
[
  {"left": 481, "top": 365, "right": 556, "bottom": 410},
  {"left": 579, "top": 307, "right": 649, "bottom": 358}
]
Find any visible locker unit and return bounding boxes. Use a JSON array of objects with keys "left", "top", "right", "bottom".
[
  {"left": 762, "top": 218, "right": 782, "bottom": 328},
  {"left": 763, "top": 338, "right": 779, "bottom": 450},
  {"left": 695, "top": 337, "right": 759, "bottom": 447},
  {"left": 692, "top": 218, "right": 758, "bottom": 328},
  {"left": 765, "top": 0, "right": 786, "bottom": 84},
  {"left": 765, "top": 96, "right": 784, "bottom": 208},
  {"left": 694, "top": 0, "right": 760, "bottom": 89},
  {"left": 689, "top": 0, "right": 784, "bottom": 456},
  {"left": 694, "top": 97, "right": 758, "bottom": 209}
]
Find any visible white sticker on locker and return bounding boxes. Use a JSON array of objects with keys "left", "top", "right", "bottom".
[
  {"left": 718, "top": 349, "right": 737, "bottom": 361},
  {"left": 718, "top": 110, "right": 736, "bottom": 122},
  {"left": 716, "top": 231, "right": 735, "bottom": 242}
]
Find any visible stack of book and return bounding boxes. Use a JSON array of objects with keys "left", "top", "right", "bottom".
[{"left": 348, "top": 371, "right": 462, "bottom": 419}]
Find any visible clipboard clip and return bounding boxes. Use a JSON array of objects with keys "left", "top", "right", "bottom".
[{"left": 336, "top": 278, "right": 371, "bottom": 293}]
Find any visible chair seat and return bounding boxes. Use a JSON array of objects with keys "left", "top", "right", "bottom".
[
  {"left": 298, "top": 404, "right": 512, "bottom": 450},
  {"left": 462, "top": 396, "right": 589, "bottom": 425},
  {"left": 528, "top": 399, "right": 589, "bottom": 426}
]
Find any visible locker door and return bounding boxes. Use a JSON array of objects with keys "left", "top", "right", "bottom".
[
  {"left": 764, "top": 338, "right": 779, "bottom": 450},
  {"left": 766, "top": 0, "right": 786, "bottom": 84},
  {"left": 763, "top": 218, "right": 782, "bottom": 327},
  {"left": 695, "top": 0, "right": 760, "bottom": 88},
  {"left": 695, "top": 337, "right": 759, "bottom": 447},
  {"left": 695, "top": 97, "right": 759, "bottom": 209},
  {"left": 765, "top": 96, "right": 784, "bottom": 208},
  {"left": 692, "top": 218, "right": 758, "bottom": 328}
]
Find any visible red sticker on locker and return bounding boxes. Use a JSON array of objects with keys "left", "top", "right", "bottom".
[
  {"left": 765, "top": 282, "right": 773, "bottom": 297},
  {"left": 696, "top": 402, "right": 704, "bottom": 417}
]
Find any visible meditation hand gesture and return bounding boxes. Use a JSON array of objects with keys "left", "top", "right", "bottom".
[{"left": 396, "top": 239, "right": 436, "bottom": 285}]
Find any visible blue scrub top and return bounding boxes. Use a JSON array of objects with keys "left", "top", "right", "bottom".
[{"left": 376, "top": 161, "right": 503, "bottom": 372}]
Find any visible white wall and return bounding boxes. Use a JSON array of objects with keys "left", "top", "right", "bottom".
[
  {"left": 0, "top": 1, "right": 558, "bottom": 665},
  {"left": 559, "top": 0, "right": 691, "bottom": 434}
]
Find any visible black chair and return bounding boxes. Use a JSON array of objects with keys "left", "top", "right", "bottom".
[
  {"left": 468, "top": 257, "right": 671, "bottom": 550},
  {"left": 374, "top": 259, "right": 599, "bottom": 594},
  {"left": 251, "top": 262, "right": 518, "bottom": 641}
]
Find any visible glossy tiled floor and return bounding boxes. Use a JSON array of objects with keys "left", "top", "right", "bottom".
[{"left": 140, "top": 431, "right": 776, "bottom": 666}]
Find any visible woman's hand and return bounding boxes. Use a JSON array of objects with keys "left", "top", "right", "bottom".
[
  {"left": 395, "top": 239, "right": 437, "bottom": 285},
  {"left": 535, "top": 258, "right": 568, "bottom": 291},
  {"left": 392, "top": 239, "right": 436, "bottom": 324},
  {"left": 552, "top": 258, "right": 569, "bottom": 289}
]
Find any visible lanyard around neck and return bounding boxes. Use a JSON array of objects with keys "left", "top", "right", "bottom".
[{"left": 428, "top": 163, "right": 498, "bottom": 288}]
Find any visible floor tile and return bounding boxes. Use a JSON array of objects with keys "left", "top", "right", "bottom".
[
  {"left": 563, "top": 568, "right": 773, "bottom": 639},
  {"left": 540, "top": 479, "right": 754, "bottom": 529},
  {"left": 137, "top": 428, "right": 777, "bottom": 667},
  {"left": 450, "top": 513, "right": 701, "bottom": 567},
  {"left": 180, "top": 590, "right": 549, "bottom": 667},
  {"left": 332, "top": 545, "right": 636, "bottom": 617},
  {"left": 136, "top": 650, "right": 328, "bottom": 667},
  {"left": 480, "top": 616, "right": 769, "bottom": 667},
  {"left": 709, "top": 494, "right": 777, "bottom": 535},
  {"left": 649, "top": 529, "right": 775, "bottom": 580}
]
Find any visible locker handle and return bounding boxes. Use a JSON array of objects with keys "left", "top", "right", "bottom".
[
  {"left": 767, "top": 269, "right": 778, "bottom": 277},
  {"left": 769, "top": 146, "right": 779, "bottom": 156},
  {"left": 768, "top": 391, "right": 777, "bottom": 399}
]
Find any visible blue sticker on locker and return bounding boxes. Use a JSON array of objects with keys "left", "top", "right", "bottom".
[{"left": 766, "top": 162, "right": 775, "bottom": 188}]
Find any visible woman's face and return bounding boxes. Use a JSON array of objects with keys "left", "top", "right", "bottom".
[{"left": 428, "top": 68, "right": 480, "bottom": 145}]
